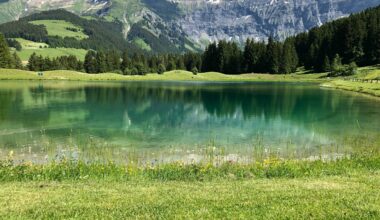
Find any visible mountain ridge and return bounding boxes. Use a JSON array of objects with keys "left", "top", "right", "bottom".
[{"left": 0, "top": 0, "right": 379, "bottom": 52}]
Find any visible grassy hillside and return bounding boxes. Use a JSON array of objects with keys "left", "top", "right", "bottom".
[
  {"left": 9, "top": 38, "right": 87, "bottom": 62},
  {"left": 15, "top": 47, "right": 87, "bottom": 62},
  {"left": 30, "top": 20, "right": 88, "bottom": 40},
  {"left": 0, "top": 9, "right": 142, "bottom": 53}
]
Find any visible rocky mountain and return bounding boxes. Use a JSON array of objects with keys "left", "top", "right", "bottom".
[{"left": 0, "top": 0, "right": 379, "bottom": 52}]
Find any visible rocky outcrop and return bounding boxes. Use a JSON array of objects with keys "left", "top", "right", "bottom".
[
  {"left": 172, "top": 0, "right": 380, "bottom": 46},
  {"left": 1, "top": 0, "right": 379, "bottom": 50}
]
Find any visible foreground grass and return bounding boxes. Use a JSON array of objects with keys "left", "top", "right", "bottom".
[
  {"left": 0, "top": 152, "right": 380, "bottom": 219},
  {"left": 1, "top": 174, "right": 379, "bottom": 219},
  {"left": 0, "top": 137, "right": 379, "bottom": 219}
]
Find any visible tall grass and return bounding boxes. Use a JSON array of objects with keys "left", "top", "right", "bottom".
[{"left": 1, "top": 148, "right": 379, "bottom": 182}]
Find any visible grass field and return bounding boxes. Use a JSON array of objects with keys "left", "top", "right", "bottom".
[
  {"left": 9, "top": 19, "right": 89, "bottom": 62},
  {"left": 0, "top": 69, "right": 328, "bottom": 82},
  {"left": 321, "top": 65, "right": 380, "bottom": 97},
  {"left": 30, "top": 20, "right": 88, "bottom": 40},
  {"left": 1, "top": 67, "right": 379, "bottom": 97},
  {"left": 10, "top": 38, "right": 88, "bottom": 62},
  {"left": 1, "top": 174, "right": 379, "bottom": 219},
  {"left": 14, "top": 38, "right": 49, "bottom": 49},
  {"left": 0, "top": 151, "right": 379, "bottom": 219},
  {"left": 15, "top": 47, "right": 88, "bottom": 62},
  {"left": 132, "top": 37, "right": 152, "bottom": 51}
]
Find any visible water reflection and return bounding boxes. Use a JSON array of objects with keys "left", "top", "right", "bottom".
[{"left": 0, "top": 81, "right": 379, "bottom": 160}]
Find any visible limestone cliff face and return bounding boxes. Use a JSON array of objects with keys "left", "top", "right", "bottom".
[{"left": 1, "top": 0, "right": 379, "bottom": 50}]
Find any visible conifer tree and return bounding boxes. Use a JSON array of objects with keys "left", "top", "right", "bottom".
[
  {"left": 11, "top": 52, "right": 22, "bottom": 69},
  {"left": 96, "top": 51, "right": 107, "bottom": 73},
  {"left": 121, "top": 51, "right": 131, "bottom": 73},
  {"left": 266, "top": 37, "right": 281, "bottom": 74},
  {"left": 84, "top": 50, "right": 98, "bottom": 73},
  {"left": 157, "top": 63, "right": 166, "bottom": 74},
  {"left": 321, "top": 56, "right": 331, "bottom": 72},
  {"left": 0, "top": 33, "right": 13, "bottom": 68}
]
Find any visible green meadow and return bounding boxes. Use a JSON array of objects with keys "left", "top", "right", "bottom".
[
  {"left": 0, "top": 68, "right": 327, "bottom": 82},
  {"left": 9, "top": 19, "right": 90, "bottom": 62},
  {"left": 11, "top": 37, "right": 87, "bottom": 62},
  {"left": 30, "top": 20, "right": 88, "bottom": 40},
  {"left": 1, "top": 67, "right": 380, "bottom": 97}
]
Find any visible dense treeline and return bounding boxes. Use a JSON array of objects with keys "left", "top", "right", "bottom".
[
  {"left": 27, "top": 53, "right": 83, "bottom": 71},
  {"left": 84, "top": 50, "right": 201, "bottom": 75},
  {"left": 202, "top": 38, "right": 298, "bottom": 74},
  {"left": 294, "top": 5, "right": 380, "bottom": 72}
]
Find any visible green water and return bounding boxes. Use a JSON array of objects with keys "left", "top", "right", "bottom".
[{"left": 0, "top": 81, "right": 379, "bottom": 162}]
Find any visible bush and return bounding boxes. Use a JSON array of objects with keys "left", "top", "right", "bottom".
[
  {"left": 191, "top": 67, "right": 199, "bottom": 75},
  {"left": 328, "top": 54, "right": 357, "bottom": 77},
  {"left": 157, "top": 64, "right": 166, "bottom": 75},
  {"left": 329, "top": 63, "right": 357, "bottom": 77},
  {"left": 113, "top": 70, "right": 123, "bottom": 75},
  {"left": 123, "top": 68, "right": 132, "bottom": 75},
  {"left": 131, "top": 67, "right": 139, "bottom": 75}
]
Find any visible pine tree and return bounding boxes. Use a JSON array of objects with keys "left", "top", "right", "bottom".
[
  {"left": 121, "top": 51, "right": 130, "bottom": 71},
  {"left": 11, "top": 52, "right": 22, "bottom": 69},
  {"left": 201, "top": 42, "right": 219, "bottom": 72},
  {"left": 280, "top": 40, "right": 298, "bottom": 74},
  {"left": 84, "top": 50, "right": 98, "bottom": 73},
  {"left": 243, "top": 39, "right": 255, "bottom": 73},
  {"left": 321, "top": 56, "right": 331, "bottom": 72},
  {"left": 96, "top": 51, "right": 107, "bottom": 73},
  {"left": 27, "top": 53, "right": 38, "bottom": 71},
  {"left": 105, "top": 50, "right": 121, "bottom": 72},
  {"left": 157, "top": 63, "right": 166, "bottom": 74},
  {"left": 0, "top": 33, "right": 13, "bottom": 68},
  {"left": 266, "top": 37, "right": 281, "bottom": 74}
]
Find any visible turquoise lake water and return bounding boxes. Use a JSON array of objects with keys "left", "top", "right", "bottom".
[{"left": 0, "top": 81, "right": 379, "bottom": 162}]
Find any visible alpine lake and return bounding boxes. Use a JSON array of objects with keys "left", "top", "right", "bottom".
[{"left": 0, "top": 80, "right": 379, "bottom": 164}]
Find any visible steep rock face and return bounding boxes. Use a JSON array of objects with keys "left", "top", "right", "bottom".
[
  {"left": 0, "top": 0, "right": 379, "bottom": 51},
  {"left": 173, "top": 0, "right": 380, "bottom": 46}
]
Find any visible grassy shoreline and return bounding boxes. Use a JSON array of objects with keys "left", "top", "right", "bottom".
[
  {"left": 321, "top": 80, "right": 380, "bottom": 97},
  {"left": 0, "top": 68, "right": 328, "bottom": 82},
  {"left": 1, "top": 68, "right": 380, "bottom": 98},
  {"left": 0, "top": 153, "right": 379, "bottom": 182}
]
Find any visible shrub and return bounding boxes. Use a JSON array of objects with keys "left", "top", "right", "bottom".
[
  {"left": 328, "top": 54, "right": 357, "bottom": 77},
  {"left": 191, "top": 67, "right": 199, "bottom": 75},
  {"left": 157, "top": 64, "right": 166, "bottom": 75}
]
